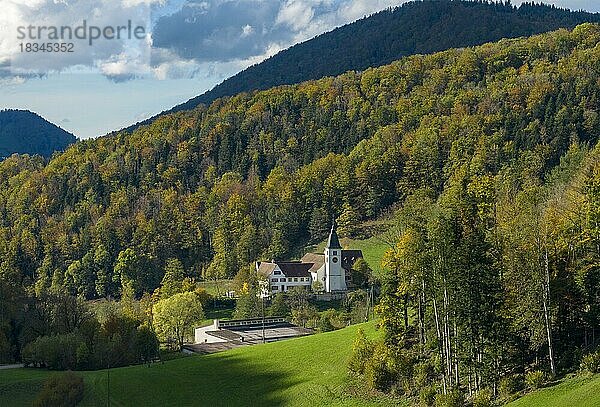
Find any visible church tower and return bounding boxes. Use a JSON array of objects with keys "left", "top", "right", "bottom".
[{"left": 324, "top": 223, "right": 346, "bottom": 292}]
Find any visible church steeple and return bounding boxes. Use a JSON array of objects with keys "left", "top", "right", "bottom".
[
  {"left": 324, "top": 222, "right": 345, "bottom": 292},
  {"left": 326, "top": 223, "right": 342, "bottom": 250}
]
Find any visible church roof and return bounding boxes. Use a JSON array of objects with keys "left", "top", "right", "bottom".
[
  {"left": 341, "top": 250, "right": 363, "bottom": 270},
  {"left": 257, "top": 261, "right": 313, "bottom": 278},
  {"left": 277, "top": 262, "right": 313, "bottom": 277},
  {"left": 326, "top": 224, "right": 342, "bottom": 249},
  {"left": 257, "top": 262, "right": 277, "bottom": 276},
  {"left": 301, "top": 253, "right": 325, "bottom": 273}
]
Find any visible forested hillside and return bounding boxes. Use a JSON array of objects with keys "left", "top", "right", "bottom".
[
  {"left": 1, "top": 23, "right": 600, "bottom": 403},
  {"left": 0, "top": 110, "right": 76, "bottom": 158},
  {"left": 128, "top": 0, "right": 600, "bottom": 131}
]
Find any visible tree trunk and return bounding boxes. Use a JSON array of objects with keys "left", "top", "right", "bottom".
[
  {"left": 543, "top": 247, "right": 556, "bottom": 376},
  {"left": 433, "top": 296, "right": 446, "bottom": 394}
]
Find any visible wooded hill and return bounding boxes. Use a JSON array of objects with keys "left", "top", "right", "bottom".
[
  {"left": 1, "top": 23, "right": 600, "bottom": 402},
  {"left": 126, "top": 0, "right": 600, "bottom": 132},
  {"left": 0, "top": 110, "right": 76, "bottom": 158}
]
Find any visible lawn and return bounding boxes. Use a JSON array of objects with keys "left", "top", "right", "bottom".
[
  {"left": 311, "top": 227, "right": 393, "bottom": 277},
  {"left": 506, "top": 374, "right": 600, "bottom": 407},
  {"left": 197, "top": 279, "right": 234, "bottom": 296},
  {"left": 339, "top": 235, "right": 391, "bottom": 277},
  {"left": 0, "top": 322, "right": 400, "bottom": 407}
]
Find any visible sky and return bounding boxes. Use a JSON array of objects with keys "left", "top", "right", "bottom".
[{"left": 0, "top": 0, "right": 599, "bottom": 139}]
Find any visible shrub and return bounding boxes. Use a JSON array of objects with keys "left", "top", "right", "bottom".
[
  {"left": 317, "top": 309, "right": 338, "bottom": 332},
  {"left": 419, "top": 385, "right": 437, "bottom": 407},
  {"left": 24, "top": 334, "right": 81, "bottom": 370},
  {"left": 525, "top": 370, "right": 546, "bottom": 390},
  {"left": 348, "top": 328, "right": 374, "bottom": 375},
  {"left": 364, "top": 343, "right": 397, "bottom": 392},
  {"left": 434, "top": 389, "right": 464, "bottom": 407},
  {"left": 414, "top": 361, "right": 435, "bottom": 389},
  {"left": 498, "top": 374, "right": 524, "bottom": 399},
  {"left": 580, "top": 351, "right": 600, "bottom": 374},
  {"left": 472, "top": 388, "right": 493, "bottom": 407},
  {"left": 33, "top": 372, "right": 84, "bottom": 407}
]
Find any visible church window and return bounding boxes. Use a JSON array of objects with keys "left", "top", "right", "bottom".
[{"left": 333, "top": 251, "right": 338, "bottom": 255}]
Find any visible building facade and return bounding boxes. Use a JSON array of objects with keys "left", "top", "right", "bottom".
[{"left": 256, "top": 225, "right": 363, "bottom": 294}]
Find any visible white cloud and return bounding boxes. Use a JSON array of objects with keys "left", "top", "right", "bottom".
[
  {"left": 241, "top": 24, "right": 254, "bottom": 38},
  {"left": 1, "top": 0, "right": 153, "bottom": 77},
  {"left": 276, "top": 1, "right": 316, "bottom": 31},
  {"left": 0, "top": 0, "right": 408, "bottom": 82}
]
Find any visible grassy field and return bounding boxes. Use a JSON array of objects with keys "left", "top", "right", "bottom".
[
  {"left": 506, "top": 374, "right": 600, "bottom": 407},
  {"left": 197, "top": 279, "right": 234, "bottom": 296},
  {"left": 311, "top": 223, "right": 393, "bottom": 277},
  {"left": 0, "top": 322, "right": 400, "bottom": 407},
  {"left": 339, "top": 235, "right": 391, "bottom": 277}
]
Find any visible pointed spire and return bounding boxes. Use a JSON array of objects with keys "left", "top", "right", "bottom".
[{"left": 326, "top": 222, "right": 342, "bottom": 249}]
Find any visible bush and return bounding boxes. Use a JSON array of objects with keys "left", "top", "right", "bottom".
[
  {"left": 317, "top": 309, "right": 338, "bottom": 332},
  {"left": 419, "top": 385, "right": 437, "bottom": 407},
  {"left": 33, "top": 372, "right": 84, "bottom": 407},
  {"left": 525, "top": 370, "right": 546, "bottom": 390},
  {"left": 434, "top": 389, "right": 464, "bottom": 407},
  {"left": 23, "top": 334, "right": 81, "bottom": 370},
  {"left": 498, "top": 374, "right": 524, "bottom": 399},
  {"left": 22, "top": 314, "right": 159, "bottom": 370},
  {"left": 364, "top": 343, "right": 397, "bottom": 392},
  {"left": 580, "top": 351, "right": 600, "bottom": 374},
  {"left": 472, "top": 388, "right": 493, "bottom": 407},
  {"left": 414, "top": 361, "right": 435, "bottom": 389},
  {"left": 348, "top": 328, "right": 374, "bottom": 375}
]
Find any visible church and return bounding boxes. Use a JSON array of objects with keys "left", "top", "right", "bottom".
[{"left": 256, "top": 225, "right": 363, "bottom": 294}]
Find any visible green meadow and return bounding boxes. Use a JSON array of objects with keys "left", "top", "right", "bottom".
[
  {"left": 0, "top": 322, "right": 399, "bottom": 407},
  {"left": 2, "top": 320, "right": 598, "bottom": 406},
  {"left": 506, "top": 374, "right": 600, "bottom": 407}
]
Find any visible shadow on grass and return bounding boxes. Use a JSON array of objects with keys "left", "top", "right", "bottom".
[{"left": 86, "top": 352, "right": 302, "bottom": 407}]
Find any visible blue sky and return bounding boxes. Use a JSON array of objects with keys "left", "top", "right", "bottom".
[{"left": 1, "top": 0, "right": 599, "bottom": 139}]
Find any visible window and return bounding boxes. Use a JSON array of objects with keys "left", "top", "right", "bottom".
[
  {"left": 294, "top": 278, "right": 298, "bottom": 282},
  {"left": 280, "top": 278, "right": 286, "bottom": 282},
  {"left": 333, "top": 250, "right": 338, "bottom": 255},
  {"left": 274, "top": 270, "right": 281, "bottom": 275},
  {"left": 271, "top": 278, "right": 278, "bottom": 282},
  {"left": 271, "top": 286, "right": 278, "bottom": 291}
]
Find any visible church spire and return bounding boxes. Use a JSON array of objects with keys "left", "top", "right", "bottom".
[{"left": 326, "top": 222, "right": 342, "bottom": 249}]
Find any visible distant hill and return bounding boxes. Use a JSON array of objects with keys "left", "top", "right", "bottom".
[
  {"left": 0, "top": 110, "right": 76, "bottom": 158},
  {"left": 124, "top": 0, "right": 600, "bottom": 132}
]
